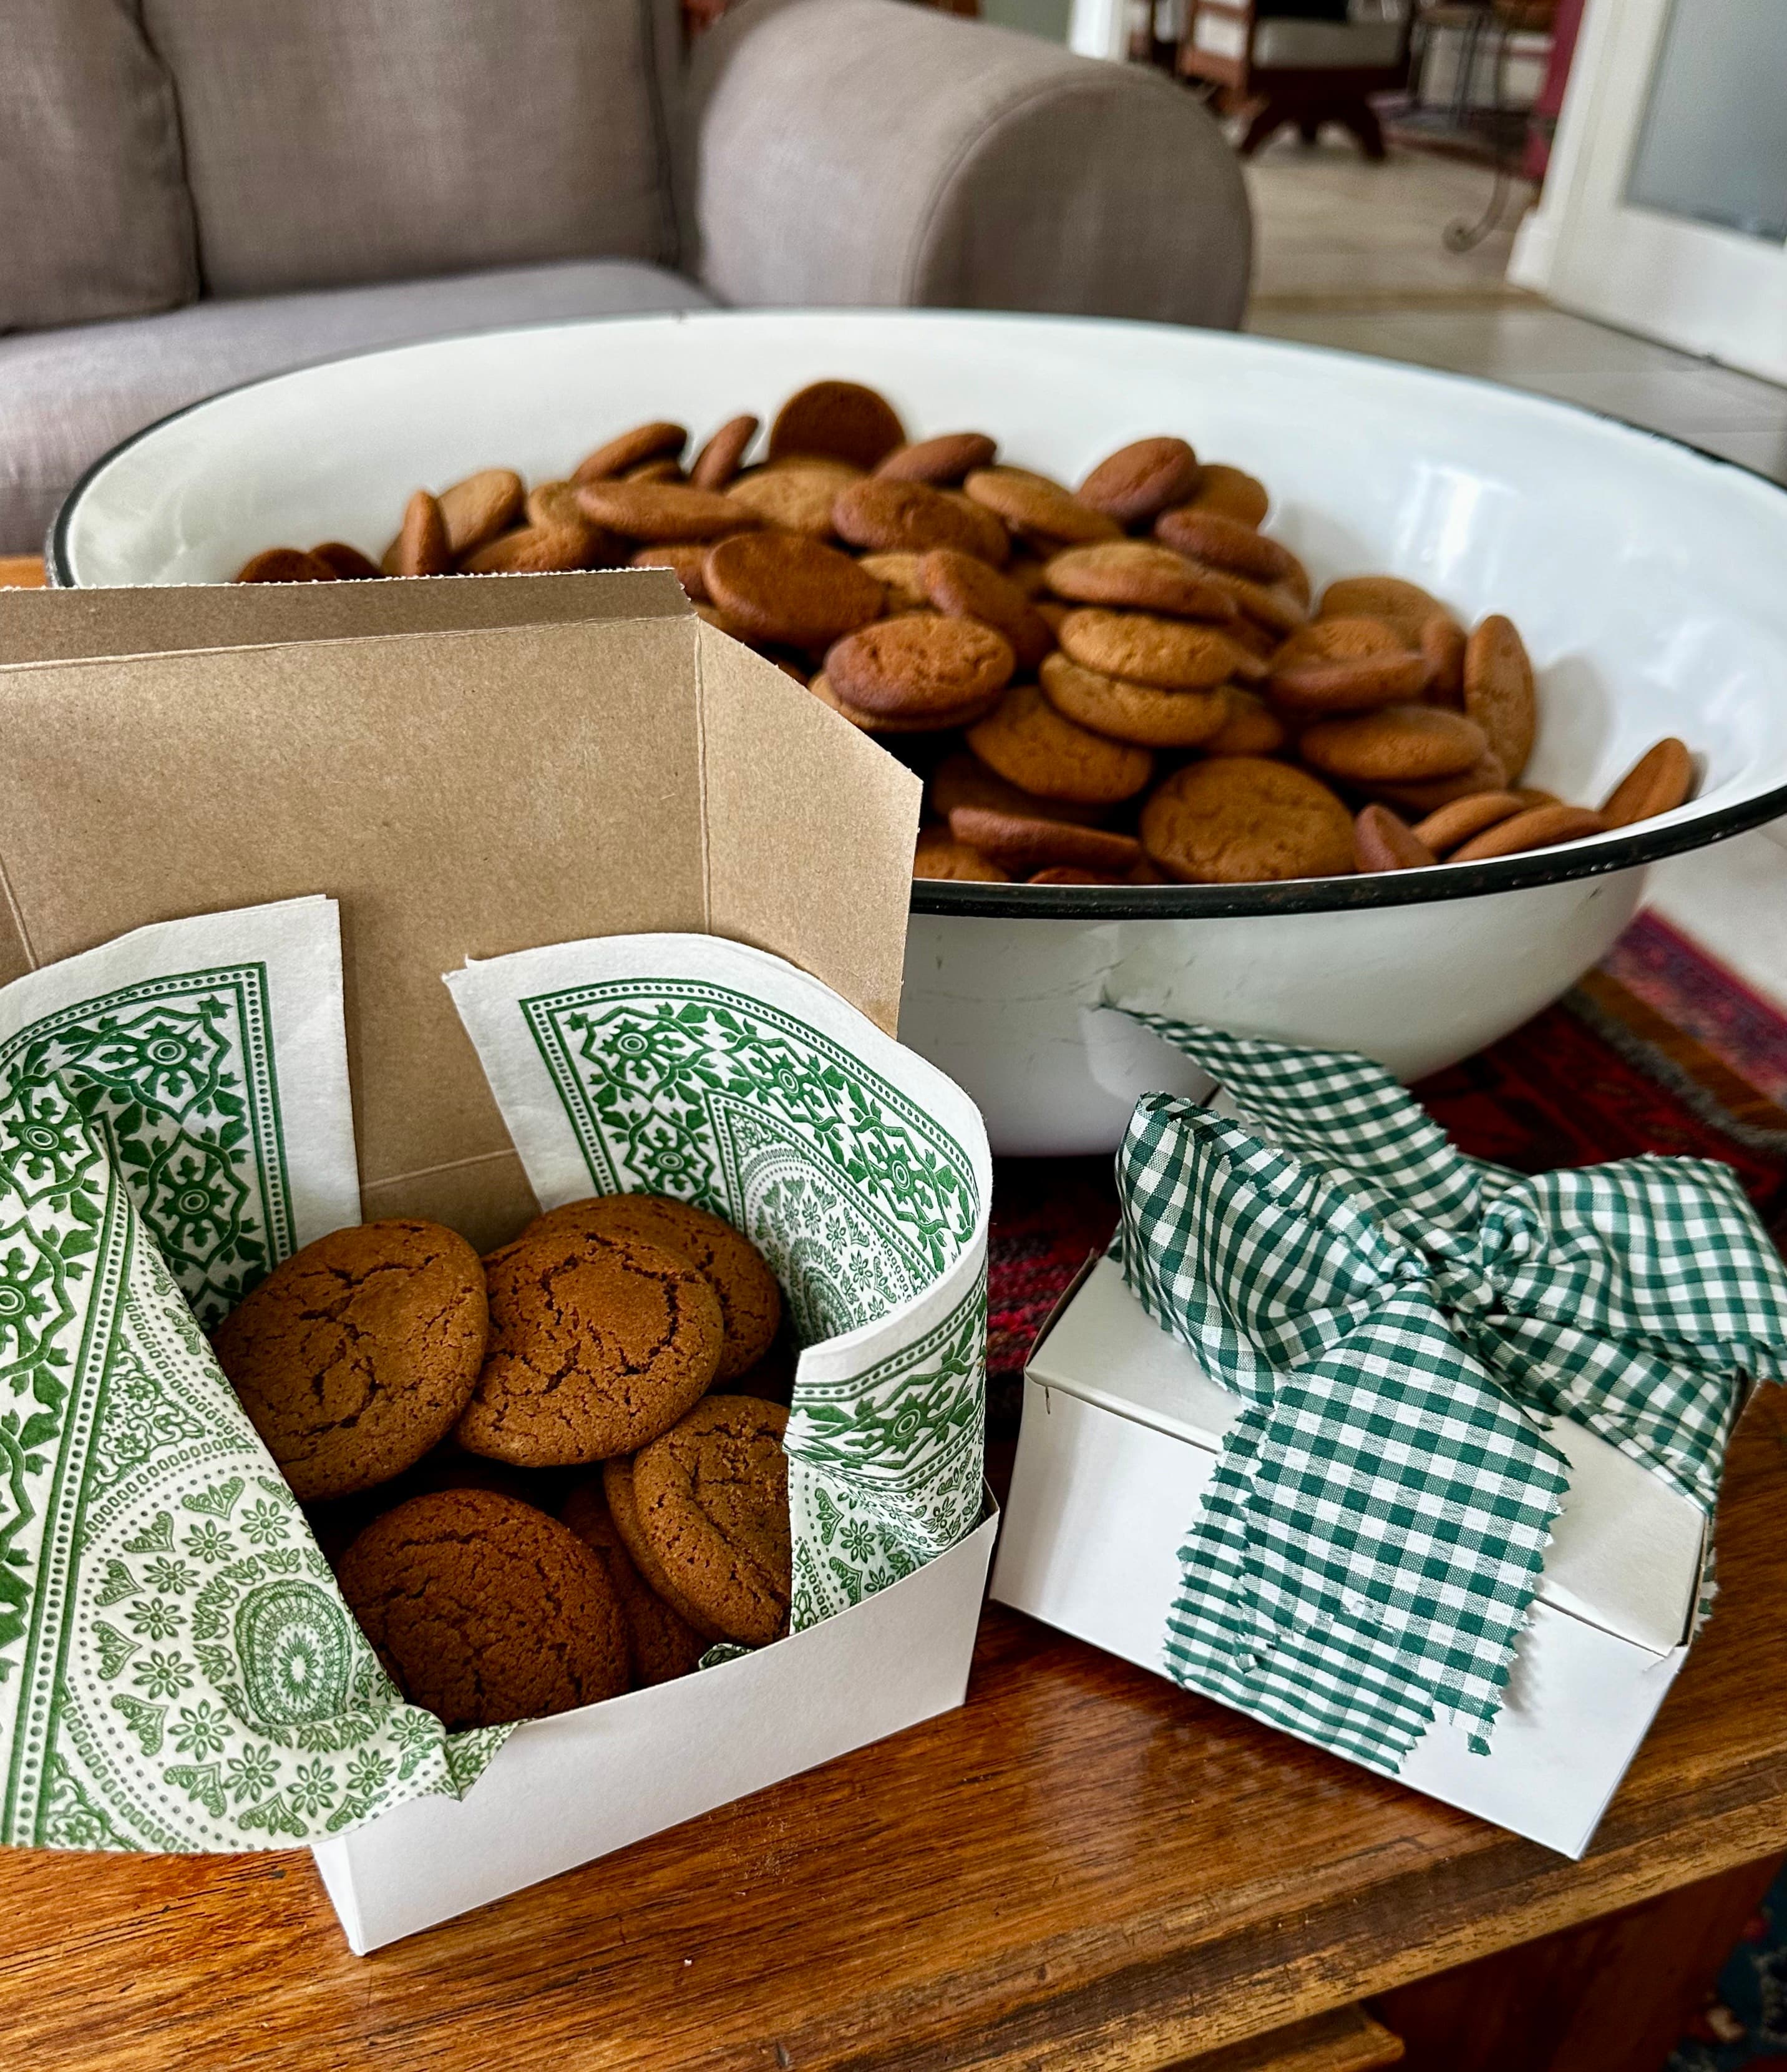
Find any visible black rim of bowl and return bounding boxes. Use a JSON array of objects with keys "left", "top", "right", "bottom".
[{"left": 47, "top": 315, "right": 1787, "bottom": 923}]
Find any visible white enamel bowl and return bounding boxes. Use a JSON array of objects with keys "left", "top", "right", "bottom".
[{"left": 54, "top": 311, "right": 1787, "bottom": 1153}]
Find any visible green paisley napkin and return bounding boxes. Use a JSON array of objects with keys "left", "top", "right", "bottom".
[
  {"left": 0, "top": 1073, "right": 495, "bottom": 1852},
  {"left": 1110, "top": 1014, "right": 1787, "bottom": 1776},
  {"left": 446, "top": 931, "right": 992, "bottom": 1633}
]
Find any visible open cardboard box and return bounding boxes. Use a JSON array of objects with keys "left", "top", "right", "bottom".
[
  {"left": 991, "top": 1256, "right": 1708, "bottom": 1859},
  {"left": 0, "top": 572, "right": 996, "bottom": 1950}
]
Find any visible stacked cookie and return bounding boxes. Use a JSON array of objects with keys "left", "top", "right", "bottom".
[
  {"left": 233, "top": 379, "right": 1695, "bottom": 884},
  {"left": 210, "top": 1198, "right": 794, "bottom": 1729}
]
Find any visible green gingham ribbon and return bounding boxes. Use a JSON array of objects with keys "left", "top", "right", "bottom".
[{"left": 1111, "top": 1015, "right": 1787, "bottom": 1776}]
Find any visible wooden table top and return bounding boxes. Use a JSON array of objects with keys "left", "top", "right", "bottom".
[{"left": 5, "top": 1384, "right": 1783, "bottom": 2071}]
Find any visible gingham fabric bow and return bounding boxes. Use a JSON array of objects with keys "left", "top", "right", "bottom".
[{"left": 1111, "top": 1016, "right": 1787, "bottom": 1776}]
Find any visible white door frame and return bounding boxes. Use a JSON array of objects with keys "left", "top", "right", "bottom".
[{"left": 1510, "top": 0, "right": 1787, "bottom": 384}]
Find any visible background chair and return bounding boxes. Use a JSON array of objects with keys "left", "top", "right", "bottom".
[
  {"left": 1179, "top": 0, "right": 1415, "bottom": 157},
  {"left": 0, "top": 0, "right": 1252, "bottom": 556}
]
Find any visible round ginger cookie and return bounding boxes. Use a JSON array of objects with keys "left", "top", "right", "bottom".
[
  {"left": 725, "top": 461, "right": 860, "bottom": 539},
  {"left": 631, "top": 1395, "right": 792, "bottom": 1649},
  {"left": 1421, "top": 612, "right": 1468, "bottom": 708},
  {"left": 927, "top": 747, "right": 1104, "bottom": 828},
  {"left": 811, "top": 673, "right": 998, "bottom": 735},
  {"left": 1183, "top": 464, "right": 1270, "bottom": 528},
  {"left": 457, "top": 1228, "right": 723, "bottom": 1467},
  {"left": 383, "top": 489, "right": 451, "bottom": 577},
  {"left": 1269, "top": 617, "right": 1431, "bottom": 713},
  {"left": 918, "top": 549, "right": 1054, "bottom": 669},
  {"left": 768, "top": 381, "right": 905, "bottom": 469},
  {"left": 857, "top": 551, "right": 930, "bottom": 613},
  {"left": 967, "top": 684, "right": 1154, "bottom": 805},
  {"left": 562, "top": 1480, "right": 707, "bottom": 1686},
  {"left": 1354, "top": 804, "right": 1437, "bottom": 874},
  {"left": 527, "top": 1195, "right": 781, "bottom": 1383},
  {"left": 1058, "top": 608, "right": 1241, "bottom": 691},
  {"left": 438, "top": 469, "right": 524, "bottom": 557},
  {"left": 1040, "top": 653, "right": 1229, "bottom": 750},
  {"left": 1370, "top": 749, "right": 1510, "bottom": 816},
  {"left": 309, "top": 541, "right": 380, "bottom": 580},
  {"left": 1449, "top": 802, "right": 1606, "bottom": 863},
  {"left": 631, "top": 542, "right": 714, "bottom": 600},
  {"left": 1141, "top": 758, "right": 1355, "bottom": 884},
  {"left": 1317, "top": 575, "right": 1444, "bottom": 631},
  {"left": 463, "top": 524, "right": 597, "bottom": 575},
  {"left": 689, "top": 414, "right": 759, "bottom": 491},
  {"left": 833, "top": 479, "right": 1005, "bottom": 560},
  {"left": 946, "top": 805, "right": 1142, "bottom": 876},
  {"left": 337, "top": 1488, "right": 627, "bottom": 1727},
  {"left": 212, "top": 1219, "right": 488, "bottom": 1503},
  {"left": 1187, "top": 560, "right": 1308, "bottom": 638},
  {"left": 825, "top": 612, "right": 1014, "bottom": 719},
  {"left": 1298, "top": 705, "right": 1488, "bottom": 784},
  {"left": 235, "top": 547, "right": 334, "bottom": 584},
  {"left": 572, "top": 421, "right": 687, "bottom": 484},
  {"left": 1076, "top": 437, "right": 1200, "bottom": 526},
  {"left": 574, "top": 479, "right": 754, "bottom": 543},
  {"left": 704, "top": 532, "right": 884, "bottom": 648},
  {"left": 1600, "top": 737, "right": 1693, "bottom": 828},
  {"left": 1463, "top": 615, "right": 1537, "bottom": 781},
  {"left": 1043, "top": 541, "right": 1238, "bottom": 623},
  {"left": 875, "top": 432, "right": 996, "bottom": 485},
  {"left": 1203, "top": 688, "right": 1289, "bottom": 758},
  {"left": 602, "top": 1455, "right": 726, "bottom": 1638},
  {"left": 915, "top": 828, "right": 1010, "bottom": 881},
  {"left": 1152, "top": 506, "right": 1294, "bottom": 584},
  {"left": 1411, "top": 790, "right": 1525, "bottom": 854},
  {"left": 962, "top": 468, "right": 1121, "bottom": 546}
]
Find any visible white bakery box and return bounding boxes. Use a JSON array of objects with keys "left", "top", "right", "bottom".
[
  {"left": 990, "top": 1256, "right": 1708, "bottom": 1858},
  {"left": 316, "top": 1503, "right": 997, "bottom": 1952}
]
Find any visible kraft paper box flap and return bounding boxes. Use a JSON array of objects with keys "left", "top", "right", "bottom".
[
  {"left": 0, "top": 577, "right": 921, "bottom": 1252},
  {"left": 1032, "top": 1256, "right": 1706, "bottom": 1660}
]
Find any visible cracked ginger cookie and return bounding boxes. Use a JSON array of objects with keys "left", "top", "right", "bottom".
[
  {"left": 212, "top": 1219, "right": 488, "bottom": 1503},
  {"left": 1141, "top": 757, "right": 1355, "bottom": 884},
  {"left": 457, "top": 1225, "right": 723, "bottom": 1467},
  {"left": 631, "top": 1395, "right": 792, "bottom": 1648},
  {"left": 337, "top": 1488, "right": 628, "bottom": 1727}
]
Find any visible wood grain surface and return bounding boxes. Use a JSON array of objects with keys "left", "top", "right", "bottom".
[
  {"left": 0, "top": 554, "right": 47, "bottom": 588},
  {"left": 1181, "top": 2006, "right": 1404, "bottom": 2071},
  {"left": 2, "top": 1394, "right": 1783, "bottom": 2072},
  {"left": 1376, "top": 1854, "right": 1782, "bottom": 2072}
]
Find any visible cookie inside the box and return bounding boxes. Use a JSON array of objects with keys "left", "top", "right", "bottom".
[
  {"left": 210, "top": 1195, "right": 800, "bottom": 1726},
  {"left": 233, "top": 379, "right": 1697, "bottom": 885}
]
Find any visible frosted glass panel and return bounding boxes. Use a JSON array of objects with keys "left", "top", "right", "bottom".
[{"left": 1626, "top": 0, "right": 1787, "bottom": 242}]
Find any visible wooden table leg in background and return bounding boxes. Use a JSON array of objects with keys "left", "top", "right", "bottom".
[{"left": 1373, "top": 1850, "right": 1785, "bottom": 2072}]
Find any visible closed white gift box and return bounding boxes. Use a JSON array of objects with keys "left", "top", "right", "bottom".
[{"left": 990, "top": 1256, "right": 1710, "bottom": 1859}]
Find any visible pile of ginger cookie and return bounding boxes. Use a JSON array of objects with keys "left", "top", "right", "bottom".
[
  {"left": 210, "top": 1196, "right": 794, "bottom": 1730},
  {"left": 236, "top": 377, "right": 1695, "bottom": 885}
]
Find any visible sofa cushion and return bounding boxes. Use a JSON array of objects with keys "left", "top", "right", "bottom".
[
  {"left": 0, "top": 0, "right": 197, "bottom": 333},
  {"left": 1, "top": 259, "right": 714, "bottom": 555},
  {"left": 140, "top": 0, "right": 681, "bottom": 298}
]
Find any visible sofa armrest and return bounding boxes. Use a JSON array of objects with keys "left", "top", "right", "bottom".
[{"left": 683, "top": 0, "right": 1250, "bottom": 327}]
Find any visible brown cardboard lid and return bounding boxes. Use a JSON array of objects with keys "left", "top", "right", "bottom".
[{"left": 0, "top": 572, "right": 921, "bottom": 1248}]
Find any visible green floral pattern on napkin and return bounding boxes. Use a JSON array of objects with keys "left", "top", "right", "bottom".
[
  {"left": 519, "top": 977, "right": 987, "bottom": 1627},
  {"left": 0, "top": 1075, "right": 500, "bottom": 1852}
]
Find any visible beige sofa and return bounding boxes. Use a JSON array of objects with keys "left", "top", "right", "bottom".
[{"left": 0, "top": 0, "right": 1252, "bottom": 555}]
